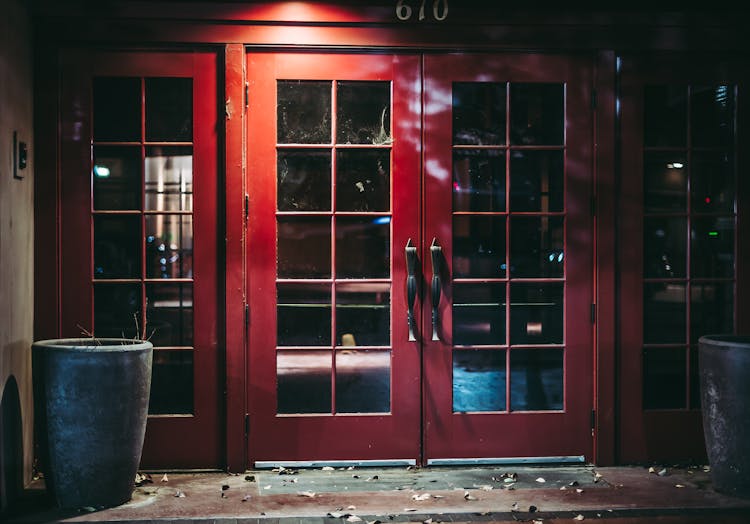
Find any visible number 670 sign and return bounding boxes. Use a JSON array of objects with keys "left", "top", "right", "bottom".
[{"left": 396, "top": 0, "right": 449, "bottom": 22}]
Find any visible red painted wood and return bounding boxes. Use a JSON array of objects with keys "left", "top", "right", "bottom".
[
  {"left": 422, "top": 53, "right": 595, "bottom": 462},
  {"left": 246, "top": 52, "right": 421, "bottom": 463},
  {"left": 224, "top": 43, "right": 248, "bottom": 472}
]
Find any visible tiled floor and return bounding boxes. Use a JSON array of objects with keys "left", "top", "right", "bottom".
[{"left": 5, "top": 465, "right": 750, "bottom": 523}]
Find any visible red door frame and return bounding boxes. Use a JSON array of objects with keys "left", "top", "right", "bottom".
[{"left": 618, "top": 53, "right": 750, "bottom": 463}]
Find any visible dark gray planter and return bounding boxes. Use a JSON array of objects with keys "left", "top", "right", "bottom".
[
  {"left": 698, "top": 334, "right": 750, "bottom": 499},
  {"left": 32, "top": 338, "right": 153, "bottom": 509}
]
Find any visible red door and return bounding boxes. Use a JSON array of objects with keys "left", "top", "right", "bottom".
[
  {"left": 246, "top": 52, "right": 594, "bottom": 465},
  {"left": 58, "top": 51, "right": 222, "bottom": 468}
]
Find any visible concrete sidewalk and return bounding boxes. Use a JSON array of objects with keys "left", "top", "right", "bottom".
[{"left": 5, "top": 465, "right": 750, "bottom": 523}]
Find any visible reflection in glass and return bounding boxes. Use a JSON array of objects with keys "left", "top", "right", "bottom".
[
  {"left": 145, "top": 147, "right": 193, "bottom": 212},
  {"left": 643, "top": 217, "right": 686, "bottom": 279},
  {"left": 93, "top": 146, "right": 141, "bottom": 210},
  {"left": 277, "top": 351, "right": 331, "bottom": 414},
  {"left": 277, "top": 217, "right": 331, "bottom": 278},
  {"left": 336, "top": 150, "right": 390, "bottom": 212},
  {"left": 453, "top": 350, "right": 506, "bottom": 412},
  {"left": 277, "top": 150, "right": 331, "bottom": 211},
  {"left": 336, "top": 350, "right": 390, "bottom": 413},
  {"left": 643, "top": 348, "right": 686, "bottom": 409},
  {"left": 453, "top": 283, "right": 505, "bottom": 346},
  {"left": 335, "top": 217, "right": 390, "bottom": 279},
  {"left": 94, "top": 283, "right": 141, "bottom": 338},
  {"left": 453, "top": 215, "right": 505, "bottom": 278},
  {"left": 146, "top": 283, "right": 193, "bottom": 347},
  {"left": 643, "top": 282, "right": 686, "bottom": 344},
  {"left": 644, "top": 86, "right": 687, "bottom": 147},
  {"left": 94, "top": 215, "right": 141, "bottom": 279},
  {"left": 146, "top": 215, "right": 193, "bottom": 279},
  {"left": 336, "top": 283, "right": 390, "bottom": 347},
  {"left": 93, "top": 77, "right": 141, "bottom": 142},
  {"left": 510, "top": 216, "right": 564, "bottom": 278},
  {"left": 510, "top": 150, "right": 564, "bottom": 212},
  {"left": 691, "top": 85, "right": 735, "bottom": 148},
  {"left": 277, "top": 284, "right": 331, "bottom": 347},
  {"left": 452, "top": 150, "right": 505, "bottom": 212},
  {"left": 337, "top": 81, "right": 391, "bottom": 145},
  {"left": 691, "top": 283, "right": 734, "bottom": 343},
  {"left": 691, "top": 151, "right": 735, "bottom": 213},
  {"left": 510, "top": 349, "right": 563, "bottom": 411},
  {"left": 145, "top": 78, "right": 193, "bottom": 142},
  {"left": 277, "top": 81, "right": 331, "bottom": 144},
  {"left": 149, "top": 350, "right": 194, "bottom": 414},
  {"left": 510, "top": 83, "right": 564, "bottom": 145},
  {"left": 452, "top": 82, "right": 506, "bottom": 145},
  {"left": 644, "top": 152, "right": 687, "bottom": 212},
  {"left": 691, "top": 217, "right": 735, "bottom": 278},
  {"left": 510, "top": 284, "right": 563, "bottom": 345}
]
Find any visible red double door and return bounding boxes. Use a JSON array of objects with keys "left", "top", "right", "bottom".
[{"left": 247, "top": 52, "right": 595, "bottom": 466}]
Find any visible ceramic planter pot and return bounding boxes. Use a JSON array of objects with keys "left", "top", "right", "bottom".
[{"left": 33, "top": 338, "right": 153, "bottom": 509}]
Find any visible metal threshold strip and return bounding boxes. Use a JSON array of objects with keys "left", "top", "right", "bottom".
[
  {"left": 254, "top": 459, "right": 417, "bottom": 469},
  {"left": 427, "top": 456, "right": 586, "bottom": 466}
]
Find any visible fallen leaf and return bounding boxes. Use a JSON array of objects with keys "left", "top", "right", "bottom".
[
  {"left": 241, "top": 494, "right": 251, "bottom": 502},
  {"left": 533, "top": 520, "right": 544, "bottom": 524},
  {"left": 432, "top": 494, "right": 444, "bottom": 499},
  {"left": 529, "top": 505, "right": 538, "bottom": 513},
  {"left": 574, "top": 514, "right": 585, "bottom": 521},
  {"left": 347, "top": 505, "right": 357, "bottom": 510},
  {"left": 464, "top": 491, "right": 478, "bottom": 501},
  {"left": 559, "top": 486, "right": 567, "bottom": 491},
  {"left": 161, "top": 473, "right": 169, "bottom": 482},
  {"left": 648, "top": 466, "right": 656, "bottom": 474},
  {"left": 366, "top": 521, "right": 382, "bottom": 524},
  {"left": 366, "top": 475, "right": 379, "bottom": 481},
  {"left": 535, "top": 477, "right": 546, "bottom": 483},
  {"left": 346, "top": 516, "right": 363, "bottom": 523},
  {"left": 221, "top": 484, "right": 230, "bottom": 491},
  {"left": 404, "top": 508, "right": 417, "bottom": 512},
  {"left": 81, "top": 506, "right": 97, "bottom": 513},
  {"left": 703, "top": 465, "right": 711, "bottom": 472},
  {"left": 478, "top": 484, "right": 493, "bottom": 491},
  {"left": 298, "top": 490, "right": 316, "bottom": 497},
  {"left": 675, "top": 484, "right": 685, "bottom": 488},
  {"left": 576, "top": 488, "right": 584, "bottom": 494},
  {"left": 174, "top": 489, "right": 186, "bottom": 498},
  {"left": 327, "top": 511, "right": 344, "bottom": 518},
  {"left": 134, "top": 473, "right": 153, "bottom": 486},
  {"left": 244, "top": 475, "right": 255, "bottom": 482},
  {"left": 412, "top": 493, "right": 432, "bottom": 501},
  {"left": 569, "top": 481, "right": 579, "bottom": 487},
  {"left": 263, "top": 485, "right": 271, "bottom": 490},
  {"left": 511, "top": 502, "right": 519, "bottom": 511},
  {"left": 352, "top": 474, "right": 361, "bottom": 479},
  {"left": 322, "top": 466, "right": 335, "bottom": 471},
  {"left": 658, "top": 468, "right": 668, "bottom": 477},
  {"left": 423, "top": 519, "right": 433, "bottom": 524}
]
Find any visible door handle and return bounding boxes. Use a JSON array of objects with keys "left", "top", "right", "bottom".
[
  {"left": 430, "top": 238, "right": 443, "bottom": 341},
  {"left": 405, "top": 239, "right": 418, "bottom": 341}
]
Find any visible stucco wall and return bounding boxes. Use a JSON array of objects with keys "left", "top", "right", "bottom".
[{"left": 0, "top": 0, "right": 35, "bottom": 492}]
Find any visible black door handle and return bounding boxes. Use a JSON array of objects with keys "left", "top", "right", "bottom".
[
  {"left": 405, "top": 239, "right": 418, "bottom": 341},
  {"left": 430, "top": 238, "right": 443, "bottom": 341}
]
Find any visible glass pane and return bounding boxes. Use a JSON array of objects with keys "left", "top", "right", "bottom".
[
  {"left": 510, "top": 150, "right": 564, "bottom": 212},
  {"left": 643, "top": 217, "right": 686, "bottom": 279},
  {"left": 149, "top": 350, "right": 193, "bottom": 414},
  {"left": 453, "top": 283, "right": 505, "bottom": 346},
  {"left": 690, "top": 346, "right": 701, "bottom": 409},
  {"left": 452, "top": 82, "right": 506, "bottom": 145},
  {"left": 277, "top": 81, "right": 331, "bottom": 144},
  {"left": 93, "top": 77, "right": 140, "bottom": 142},
  {"left": 335, "top": 217, "right": 390, "bottom": 279},
  {"left": 510, "top": 216, "right": 564, "bottom": 278},
  {"left": 336, "top": 150, "right": 390, "bottom": 212},
  {"left": 510, "top": 283, "right": 563, "bottom": 345},
  {"left": 278, "top": 150, "right": 331, "bottom": 212},
  {"left": 691, "top": 85, "right": 734, "bottom": 148},
  {"left": 337, "top": 81, "right": 391, "bottom": 145},
  {"left": 453, "top": 350, "right": 506, "bottom": 412},
  {"left": 146, "top": 283, "right": 193, "bottom": 347},
  {"left": 335, "top": 350, "right": 390, "bottom": 413},
  {"left": 691, "top": 151, "right": 735, "bottom": 213},
  {"left": 510, "top": 83, "right": 564, "bottom": 145},
  {"left": 94, "top": 215, "right": 141, "bottom": 279},
  {"left": 277, "top": 217, "right": 331, "bottom": 279},
  {"left": 452, "top": 150, "right": 505, "bottom": 212},
  {"left": 644, "top": 86, "right": 687, "bottom": 147},
  {"left": 644, "top": 152, "right": 687, "bottom": 212},
  {"left": 510, "top": 349, "right": 563, "bottom": 411},
  {"left": 146, "top": 215, "right": 193, "bottom": 279},
  {"left": 643, "top": 348, "right": 686, "bottom": 409},
  {"left": 145, "top": 146, "right": 193, "bottom": 212},
  {"left": 277, "top": 350, "right": 331, "bottom": 414},
  {"left": 690, "top": 282, "right": 734, "bottom": 344},
  {"left": 277, "top": 284, "right": 331, "bottom": 347},
  {"left": 93, "top": 146, "right": 141, "bottom": 210},
  {"left": 691, "top": 217, "right": 735, "bottom": 279},
  {"left": 94, "top": 283, "right": 141, "bottom": 339},
  {"left": 644, "top": 283, "right": 686, "bottom": 344},
  {"left": 453, "top": 215, "right": 505, "bottom": 278},
  {"left": 336, "top": 283, "right": 390, "bottom": 347},
  {"left": 145, "top": 78, "right": 192, "bottom": 142}
]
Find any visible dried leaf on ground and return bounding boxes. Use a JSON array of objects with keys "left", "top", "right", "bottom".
[
  {"left": 346, "top": 516, "right": 363, "bottom": 523},
  {"left": 135, "top": 473, "right": 153, "bottom": 486},
  {"left": 658, "top": 468, "right": 668, "bottom": 477},
  {"left": 160, "top": 473, "right": 169, "bottom": 482},
  {"left": 569, "top": 481, "right": 579, "bottom": 487},
  {"left": 221, "top": 484, "right": 230, "bottom": 491},
  {"left": 263, "top": 485, "right": 271, "bottom": 490},
  {"left": 464, "top": 491, "right": 478, "bottom": 501},
  {"left": 511, "top": 502, "right": 519, "bottom": 511},
  {"left": 244, "top": 475, "right": 255, "bottom": 482},
  {"left": 404, "top": 508, "right": 417, "bottom": 512},
  {"left": 174, "top": 490, "right": 186, "bottom": 498},
  {"left": 423, "top": 519, "right": 433, "bottom": 524},
  {"left": 533, "top": 520, "right": 544, "bottom": 524},
  {"left": 366, "top": 521, "right": 382, "bottom": 524},
  {"left": 322, "top": 466, "right": 335, "bottom": 471},
  {"left": 241, "top": 494, "right": 251, "bottom": 502},
  {"left": 574, "top": 514, "right": 585, "bottom": 521},
  {"left": 347, "top": 505, "right": 357, "bottom": 510},
  {"left": 298, "top": 490, "right": 316, "bottom": 497},
  {"left": 576, "top": 488, "right": 584, "bottom": 494},
  {"left": 412, "top": 493, "right": 432, "bottom": 501},
  {"left": 529, "top": 505, "right": 538, "bottom": 513},
  {"left": 535, "top": 477, "right": 546, "bottom": 483},
  {"left": 477, "top": 484, "right": 493, "bottom": 491},
  {"left": 648, "top": 466, "right": 656, "bottom": 474},
  {"left": 675, "top": 484, "right": 685, "bottom": 488},
  {"left": 327, "top": 511, "right": 344, "bottom": 518},
  {"left": 366, "top": 475, "right": 379, "bottom": 481}
]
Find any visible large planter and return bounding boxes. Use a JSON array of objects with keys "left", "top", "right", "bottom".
[
  {"left": 32, "top": 338, "right": 153, "bottom": 509},
  {"left": 698, "top": 334, "right": 750, "bottom": 499}
]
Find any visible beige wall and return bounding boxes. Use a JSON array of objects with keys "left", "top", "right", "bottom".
[{"left": 0, "top": 0, "right": 35, "bottom": 487}]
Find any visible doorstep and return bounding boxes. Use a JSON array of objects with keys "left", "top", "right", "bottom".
[{"left": 4, "top": 465, "right": 750, "bottom": 523}]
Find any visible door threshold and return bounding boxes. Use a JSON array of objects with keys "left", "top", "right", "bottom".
[
  {"left": 255, "top": 459, "right": 417, "bottom": 469},
  {"left": 427, "top": 456, "right": 586, "bottom": 466}
]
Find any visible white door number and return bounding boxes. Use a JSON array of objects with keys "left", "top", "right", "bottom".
[{"left": 396, "top": 0, "right": 449, "bottom": 22}]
